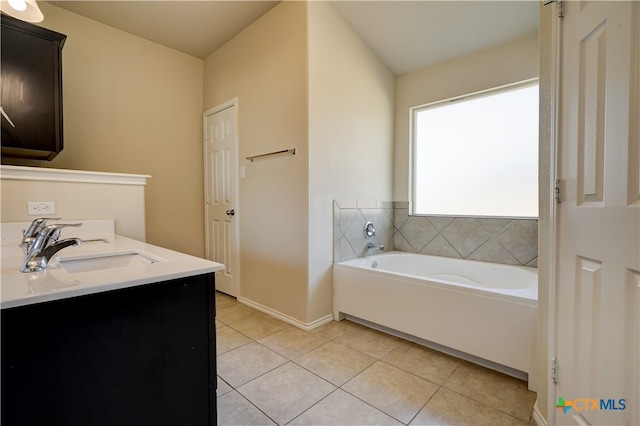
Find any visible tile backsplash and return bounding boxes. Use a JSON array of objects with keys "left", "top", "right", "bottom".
[{"left": 334, "top": 200, "right": 538, "bottom": 267}]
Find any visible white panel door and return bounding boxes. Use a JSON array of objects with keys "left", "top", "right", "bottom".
[
  {"left": 554, "top": 2, "right": 639, "bottom": 425},
  {"left": 204, "top": 104, "right": 238, "bottom": 297}
]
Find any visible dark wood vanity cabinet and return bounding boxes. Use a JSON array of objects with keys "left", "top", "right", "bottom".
[
  {"left": 1, "top": 273, "right": 217, "bottom": 426},
  {"left": 1, "top": 15, "right": 66, "bottom": 160}
]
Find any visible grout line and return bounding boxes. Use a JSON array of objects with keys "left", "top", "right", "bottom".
[
  {"left": 215, "top": 293, "right": 535, "bottom": 425},
  {"left": 336, "top": 385, "right": 409, "bottom": 425},
  {"left": 405, "top": 386, "right": 439, "bottom": 426},
  {"left": 284, "top": 388, "right": 342, "bottom": 425},
  {"left": 233, "top": 388, "right": 279, "bottom": 425}
]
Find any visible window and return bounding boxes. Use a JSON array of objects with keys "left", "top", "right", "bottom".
[{"left": 410, "top": 79, "right": 539, "bottom": 218}]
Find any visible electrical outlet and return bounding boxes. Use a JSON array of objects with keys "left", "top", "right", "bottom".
[{"left": 28, "top": 202, "right": 56, "bottom": 215}]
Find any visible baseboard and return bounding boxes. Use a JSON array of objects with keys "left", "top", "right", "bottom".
[
  {"left": 532, "top": 400, "right": 547, "bottom": 426},
  {"left": 237, "top": 297, "right": 334, "bottom": 330}
]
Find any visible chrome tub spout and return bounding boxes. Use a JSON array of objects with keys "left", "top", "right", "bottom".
[{"left": 367, "top": 242, "right": 385, "bottom": 251}]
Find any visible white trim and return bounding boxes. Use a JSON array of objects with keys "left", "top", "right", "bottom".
[
  {"left": 0, "top": 165, "right": 150, "bottom": 186},
  {"left": 203, "top": 97, "right": 238, "bottom": 117},
  {"left": 532, "top": 401, "right": 548, "bottom": 426},
  {"left": 547, "top": 2, "right": 562, "bottom": 424},
  {"left": 410, "top": 77, "right": 539, "bottom": 112},
  {"left": 203, "top": 98, "right": 240, "bottom": 297},
  {"left": 238, "top": 296, "right": 334, "bottom": 330}
]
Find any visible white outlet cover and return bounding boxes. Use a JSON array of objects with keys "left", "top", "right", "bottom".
[{"left": 27, "top": 202, "right": 56, "bottom": 215}]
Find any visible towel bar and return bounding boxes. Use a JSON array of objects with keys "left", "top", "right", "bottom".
[{"left": 246, "top": 148, "right": 295, "bottom": 162}]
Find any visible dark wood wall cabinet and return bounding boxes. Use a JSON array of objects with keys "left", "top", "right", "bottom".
[
  {"left": 1, "top": 15, "right": 66, "bottom": 160},
  {"left": 1, "top": 273, "right": 217, "bottom": 426}
]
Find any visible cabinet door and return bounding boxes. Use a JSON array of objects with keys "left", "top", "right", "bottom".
[
  {"left": 1, "top": 273, "right": 217, "bottom": 426},
  {"left": 1, "top": 15, "right": 66, "bottom": 160}
]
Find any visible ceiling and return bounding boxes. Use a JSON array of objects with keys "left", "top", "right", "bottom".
[
  {"left": 329, "top": 1, "right": 539, "bottom": 75},
  {"left": 45, "top": 0, "right": 539, "bottom": 75},
  {"left": 46, "top": 1, "right": 281, "bottom": 59}
]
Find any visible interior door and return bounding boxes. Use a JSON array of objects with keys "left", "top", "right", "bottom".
[
  {"left": 204, "top": 103, "right": 238, "bottom": 297},
  {"left": 554, "top": 2, "right": 639, "bottom": 425}
]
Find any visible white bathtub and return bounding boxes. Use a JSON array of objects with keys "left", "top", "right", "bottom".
[{"left": 333, "top": 251, "right": 537, "bottom": 381}]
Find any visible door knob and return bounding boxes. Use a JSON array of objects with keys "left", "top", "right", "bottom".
[{"left": 226, "top": 209, "right": 235, "bottom": 216}]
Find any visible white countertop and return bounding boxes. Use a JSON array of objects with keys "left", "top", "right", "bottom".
[{"left": 1, "top": 220, "right": 224, "bottom": 309}]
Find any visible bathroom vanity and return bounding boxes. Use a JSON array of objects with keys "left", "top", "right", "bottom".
[{"left": 1, "top": 221, "right": 224, "bottom": 426}]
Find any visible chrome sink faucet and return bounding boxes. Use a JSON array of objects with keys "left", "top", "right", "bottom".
[
  {"left": 20, "top": 217, "right": 61, "bottom": 249},
  {"left": 20, "top": 223, "right": 83, "bottom": 273}
]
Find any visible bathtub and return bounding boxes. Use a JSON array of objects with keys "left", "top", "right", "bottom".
[{"left": 333, "top": 251, "right": 537, "bottom": 379}]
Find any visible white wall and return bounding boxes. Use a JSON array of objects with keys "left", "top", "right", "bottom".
[
  {"left": 307, "top": 1, "right": 395, "bottom": 322},
  {"left": 393, "top": 34, "right": 539, "bottom": 201}
]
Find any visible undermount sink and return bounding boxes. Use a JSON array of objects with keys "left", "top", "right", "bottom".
[{"left": 58, "top": 250, "right": 166, "bottom": 273}]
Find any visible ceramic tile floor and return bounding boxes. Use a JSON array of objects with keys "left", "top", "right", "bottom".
[{"left": 215, "top": 292, "right": 537, "bottom": 425}]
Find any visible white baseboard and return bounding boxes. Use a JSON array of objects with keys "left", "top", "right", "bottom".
[
  {"left": 532, "top": 400, "right": 547, "bottom": 426},
  {"left": 237, "top": 297, "right": 334, "bottom": 330}
]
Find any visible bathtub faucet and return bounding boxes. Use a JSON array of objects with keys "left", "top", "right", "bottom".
[{"left": 367, "top": 242, "right": 385, "bottom": 251}]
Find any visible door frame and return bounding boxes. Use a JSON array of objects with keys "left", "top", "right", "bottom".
[
  {"left": 203, "top": 98, "right": 240, "bottom": 296},
  {"left": 545, "top": 2, "right": 562, "bottom": 423}
]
